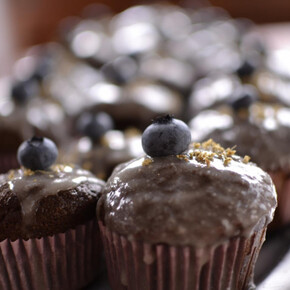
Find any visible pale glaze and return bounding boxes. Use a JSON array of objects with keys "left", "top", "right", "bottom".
[
  {"left": 6, "top": 164, "right": 104, "bottom": 225},
  {"left": 99, "top": 144, "right": 277, "bottom": 247}
]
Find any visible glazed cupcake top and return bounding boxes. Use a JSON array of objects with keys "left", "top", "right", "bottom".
[
  {"left": 98, "top": 117, "right": 276, "bottom": 248},
  {"left": 190, "top": 101, "right": 290, "bottom": 172},
  {"left": 0, "top": 137, "right": 104, "bottom": 241}
]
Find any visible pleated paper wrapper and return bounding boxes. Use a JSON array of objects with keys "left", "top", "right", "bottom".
[
  {"left": 0, "top": 219, "right": 101, "bottom": 290},
  {"left": 99, "top": 220, "right": 267, "bottom": 290}
]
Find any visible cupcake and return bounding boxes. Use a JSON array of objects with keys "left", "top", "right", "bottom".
[
  {"left": 84, "top": 79, "right": 184, "bottom": 130},
  {"left": 139, "top": 54, "right": 196, "bottom": 96},
  {"left": 0, "top": 64, "right": 69, "bottom": 174},
  {"left": 189, "top": 93, "right": 290, "bottom": 227},
  {"left": 98, "top": 115, "right": 276, "bottom": 290},
  {"left": 0, "top": 136, "right": 105, "bottom": 289},
  {"left": 252, "top": 70, "right": 290, "bottom": 106},
  {"left": 188, "top": 73, "right": 241, "bottom": 117},
  {"left": 64, "top": 111, "right": 143, "bottom": 180},
  {"left": 0, "top": 77, "right": 38, "bottom": 173}
]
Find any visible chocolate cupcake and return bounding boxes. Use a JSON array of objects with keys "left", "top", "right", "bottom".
[
  {"left": 0, "top": 64, "right": 69, "bottom": 174},
  {"left": 189, "top": 96, "right": 290, "bottom": 227},
  {"left": 0, "top": 77, "right": 37, "bottom": 173},
  {"left": 84, "top": 79, "right": 184, "bottom": 130},
  {"left": 64, "top": 112, "right": 143, "bottom": 180},
  {"left": 252, "top": 70, "right": 290, "bottom": 106},
  {"left": 98, "top": 116, "right": 276, "bottom": 290},
  {"left": 188, "top": 73, "right": 241, "bottom": 117},
  {"left": 0, "top": 137, "right": 104, "bottom": 290}
]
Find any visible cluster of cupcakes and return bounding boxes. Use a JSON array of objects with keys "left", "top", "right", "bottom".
[
  {"left": 2, "top": 4, "right": 274, "bottom": 176},
  {"left": 0, "top": 3, "right": 289, "bottom": 289},
  {"left": 0, "top": 117, "right": 277, "bottom": 290}
]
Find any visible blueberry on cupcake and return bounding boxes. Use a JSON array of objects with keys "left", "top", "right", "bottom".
[
  {"left": 142, "top": 114, "right": 191, "bottom": 157},
  {"left": 17, "top": 136, "right": 58, "bottom": 171}
]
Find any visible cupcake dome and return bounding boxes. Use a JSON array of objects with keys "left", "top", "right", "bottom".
[
  {"left": 0, "top": 163, "right": 104, "bottom": 241},
  {"left": 99, "top": 139, "right": 276, "bottom": 247}
]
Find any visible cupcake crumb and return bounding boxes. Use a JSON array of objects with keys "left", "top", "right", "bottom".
[
  {"left": 142, "top": 158, "right": 153, "bottom": 166},
  {"left": 176, "top": 154, "right": 189, "bottom": 162},
  {"left": 191, "top": 150, "right": 213, "bottom": 166},
  {"left": 23, "top": 168, "right": 35, "bottom": 176},
  {"left": 243, "top": 155, "right": 251, "bottom": 164},
  {"left": 205, "top": 158, "right": 210, "bottom": 167},
  {"left": 191, "top": 140, "right": 239, "bottom": 166},
  {"left": 225, "top": 146, "right": 236, "bottom": 157},
  {"left": 224, "top": 157, "right": 232, "bottom": 166}
]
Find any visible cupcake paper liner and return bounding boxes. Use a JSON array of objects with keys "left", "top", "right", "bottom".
[
  {"left": 269, "top": 171, "right": 290, "bottom": 226},
  {"left": 0, "top": 219, "right": 101, "bottom": 290},
  {"left": 0, "top": 154, "right": 19, "bottom": 174},
  {"left": 99, "top": 220, "right": 267, "bottom": 290}
]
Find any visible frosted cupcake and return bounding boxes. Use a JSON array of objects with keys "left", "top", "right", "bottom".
[
  {"left": 189, "top": 91, "right": 290, "bottom": 226},
  {"left": 0, "top": 137, "right": 104, "bottom": 290},
  {"left": 98, "top": 115, "right": 276, "bottom": 290}
]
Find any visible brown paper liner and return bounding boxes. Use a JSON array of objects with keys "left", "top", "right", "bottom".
[
  {"left": 99, "top": 221, "right": 267, "bottom": 290},
  {"left": 269, "top": 171, "right": 290, "bottom": 227},
  {"left": 0, "top": 219, "right": 102, "bottom": 290},
  {"left": 0, "top": 154, "right": 19, "bottom": 174}
]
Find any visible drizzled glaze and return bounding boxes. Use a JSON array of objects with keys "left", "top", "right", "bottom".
[
  {"left": 98, "top": 142, "right": 277, "bottom": 248},
  {"left": 5, "top": 164, "right": 104, "bottom": 226}
]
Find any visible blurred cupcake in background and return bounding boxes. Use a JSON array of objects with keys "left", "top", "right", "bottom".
[
  {"left": 63, "top": 111, "right": 143, "bottom": 180},
  {"left": 0, "top": 49, "right": 69, "bottom": 173},
  {"left": 189, "top": 88, "right": 290, "bottom": 227}
]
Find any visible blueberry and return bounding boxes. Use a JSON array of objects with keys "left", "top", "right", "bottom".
[
  {"left": 230, "top": 85, "right": 258, "bottom": 112},
  {"left": 77, "top": 112, "right": 114, "bottom": 142},
  {"left": 100, "top": 56, "right": 137, "bottom": 85},
  {"left": 11, "top": 78, "right": 39, "bottom": 105},
  {"left": 235, "top": 59, "right": 256, "bottom": 78},
  {"left": 142, "top": 115, "right": 191, "bottom": 157},
  {"left": 17, "top": 137, "right": 58, "bottom": 170}
]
